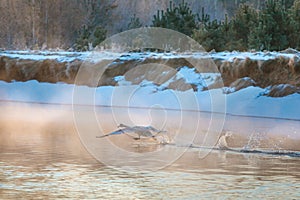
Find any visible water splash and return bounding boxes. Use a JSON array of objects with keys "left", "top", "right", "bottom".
[{"left": 243, "top": 131, "right": 267, "bottom": 150}]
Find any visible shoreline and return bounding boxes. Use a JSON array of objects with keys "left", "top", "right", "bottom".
[{"left": 1, "top": 99, "right": 300, "bottom": 122}]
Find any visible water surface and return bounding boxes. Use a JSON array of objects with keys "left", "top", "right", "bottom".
[{"left": 1, "top": 102, "right": 300, "bottom": 199}]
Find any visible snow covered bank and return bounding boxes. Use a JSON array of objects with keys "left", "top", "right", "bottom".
[
  {"left": 0, "top": 50, "right": 300, "bottom": 92},
  {"left": 0, "top": 50, "right": 300, "bottom": 122},
  {"left": 1, "top": 49, "right": 299, "bottom": 62}
]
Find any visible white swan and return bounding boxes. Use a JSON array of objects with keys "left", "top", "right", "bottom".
[
  {"left": 96, "top": 123, "right": 167, "bottom": 140},
  {"left": 217, "top": 131, "right": 232, "bottom": 150}
]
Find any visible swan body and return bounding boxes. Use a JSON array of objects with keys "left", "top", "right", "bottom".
[
  {"left": 217, "top": 131, "right": 232, "bottom": 150},
  {"left": 96, "top": 123, "right": 167, "bottom": 140}
]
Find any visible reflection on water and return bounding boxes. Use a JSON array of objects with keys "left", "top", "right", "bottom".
[{"left": 1, "top": 102, "right": 300, "bottom": 199}]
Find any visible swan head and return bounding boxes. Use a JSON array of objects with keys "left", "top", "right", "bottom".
[
  {"left": 118, "top": 123, "right": 128, "bottom": 128},
  {"left": 224, "top": 131, "right": 233, "bottom": 138}
]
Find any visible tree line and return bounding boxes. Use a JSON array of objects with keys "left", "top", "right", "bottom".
[
  {"left": 0, "top": 0, "right": 111, "bottom": 50},
  {"left": 72, "top": 0, "right": 300, "bottom": 51},
  {"left": 0, "top": 0, "right": 299, "bottom": 51}
]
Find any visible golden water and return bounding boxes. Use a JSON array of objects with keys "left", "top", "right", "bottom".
[{"left": 1, "top": 102, "right": 300, "bottom": 199}]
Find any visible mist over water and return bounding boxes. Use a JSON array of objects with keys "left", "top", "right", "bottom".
[{"left": 1, "top": 102, "right": 300, "bottom": 199}]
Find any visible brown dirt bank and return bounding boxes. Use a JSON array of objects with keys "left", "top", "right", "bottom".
[{"left": 1, "top": 53, "right": 300, "bottom": 94}]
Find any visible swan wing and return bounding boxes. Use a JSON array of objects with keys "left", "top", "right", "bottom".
[{"left": 96, "top": 129, "right": 124, "bottom": 138}]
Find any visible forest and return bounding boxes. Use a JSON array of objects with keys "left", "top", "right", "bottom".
[
  {"left": 0, "top": 0, "right": 111, "bottom": 49},
  {"left": 0, "top": 0, "right": 299, "bottom": 51}
]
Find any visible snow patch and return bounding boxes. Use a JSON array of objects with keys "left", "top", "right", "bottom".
[
  {"left": 1, "top": 50, "right": 299, "bottom": 63},
  {"left": 174, "top": 67, "right": 221, "bottom": 90},
  {"left": 114, "top": 76, "right": 132, "bottom": 86}
]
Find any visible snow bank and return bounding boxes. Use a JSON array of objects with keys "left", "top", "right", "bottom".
[
  {"left": 1, "top": 50, "right": 299, "bottom": 62},
  {"left": 1, "top": 50, "right": 299, "bottom": 121},
  {"left": 1, "top": 80, "right": 299, "bottom": 120},
  {"left": 0, "top": 50, "right": 89, "bottom": 62},
  {"left": 1, "top": 50, "right": 299, "bottom": 89}
]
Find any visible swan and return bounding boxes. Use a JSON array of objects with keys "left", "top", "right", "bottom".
[
  {"left": 217, "top": 131, "right": 232, "bottom": 150},
  {"left": 96, "top": 123, "right": 167, "bottom": 140}
]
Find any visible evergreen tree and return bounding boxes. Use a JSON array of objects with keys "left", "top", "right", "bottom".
[
  {"left": 74, "top": 25, "right": 90, "bottom": 51},
  {"left": 232, "top": 4, "right": 258, "bottom": 49},
  {"left": 288, "top": 0, "right": 300, "bottom": 49},
  {"left": 152, "top": 0, "right": 197, "bottom": 36},
  {"left": 192, "top": 19, "right": 225, "bottom": 51},
  {"left": 249, "top": 0, "right": 290, "bottom": 50},
  {"left": 248, "top": 21, "right": 272, "bottom": 50},
  {"left": 282, "top": 0, "right": 295, "bottom": 8},
  {"left": 127, "top": 14, "right": 143, "bottom": 30},
  {"left": 193, "top": 9, "right": 239, "bottom": 51},
  {"left": 74, "top": 25, "right": 106, "bottom": 51},
  {"left": 197, "top": 7, "right": 210, "bottom": 24},
  {"left": 91, "top": 25, "right": 107, "bottom": 47}
]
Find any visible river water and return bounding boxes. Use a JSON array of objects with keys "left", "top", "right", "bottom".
[{"left": 1, "top": 102, "right": 300, "bottom": 199}]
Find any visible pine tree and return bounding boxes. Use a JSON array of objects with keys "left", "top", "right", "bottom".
[
  {"left": 193, "top": 9, "right": 241, "bottom": 51},
  {"left": 91, "top": 25, "right": 107, "bottom": 47},
  {"left": 152, "top": 0, "right": 197, "bottom": 36},
  {"left": 249, "top": 0, "right": 290, "bottom": 50},
  {"left": 127, "top": 14, "right": 143, "bottom": 30},
  {"left": 74, "top": 25, "right": 106, "bottom": 51},
  {"left": 74, "top": 25, "right": 90, "bottom": 51},
  {"left": 222, "top": 14, "right": 247, "bottom": 51},
  {"left": 283, "top": 0, "right": 296, "bottom": 8},
  {"left": 232, "top": 4, "right": 258, "bottom": 49},
  {"left": 288, "top": 0, "right": 300, "bottom": 49},
  {"left": 192, "top": 19, "right": 225, "bottom": 51},
  {"left": 248, "top": 21, "right": 272, "bottom": 50},
  {"left": 197, "top": 7, "right": 210, "bottom": 24}
]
